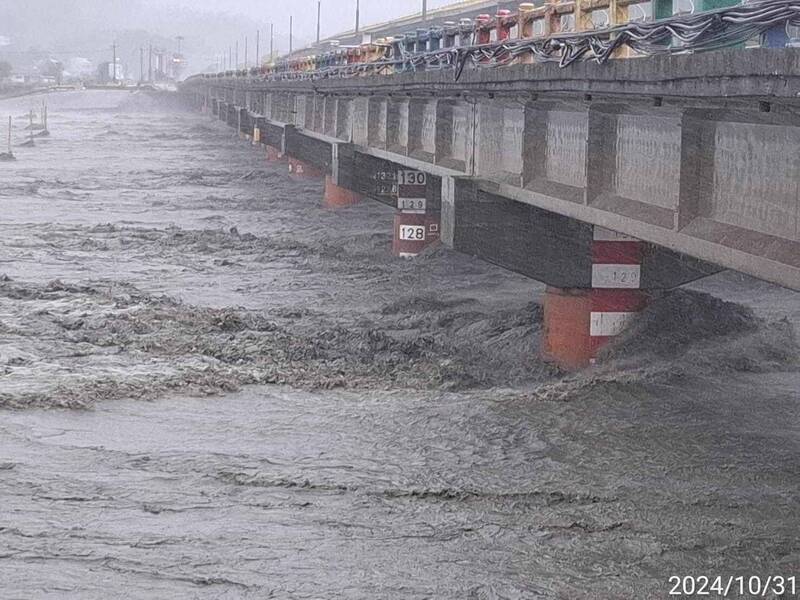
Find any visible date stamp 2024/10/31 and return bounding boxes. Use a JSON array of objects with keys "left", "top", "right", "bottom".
[{"left": 668, "top": 575, "right": 797, "bottom": 597}]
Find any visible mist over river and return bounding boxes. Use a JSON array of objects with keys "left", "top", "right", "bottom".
[{"left": 0, "top": 90, "right": 799, "bottom": 599}]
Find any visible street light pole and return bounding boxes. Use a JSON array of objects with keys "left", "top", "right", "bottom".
[
  {"left": 317, "top": 1, "right": 321, "bottom": 43},
  {"left": 111, "top": 41, "right": 117, "bottom": 83},
  {"left": 355, "top": 0, "right": 360, "bottom": 33},
  {"left": 289, "top": 15, "right": 293, "bottom": 54},
  {"left": 270, "top": 23, "right": 274, "bottom": 61},
  {"left": 422, "top": 0, "right": 428, "bottom": 20}
]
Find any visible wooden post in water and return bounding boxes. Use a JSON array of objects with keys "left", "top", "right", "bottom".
[{"left": 0, "top": 115, "right": 15, "bottom": 160}]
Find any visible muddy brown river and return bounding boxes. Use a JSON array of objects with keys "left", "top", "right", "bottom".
[{"left": 0, "top": 90, "right": 798, "bottom": 599}]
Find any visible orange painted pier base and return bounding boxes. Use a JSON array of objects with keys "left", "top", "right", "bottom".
[
  {"left": 288, "top": 157, "right": 324, "bottom": 179},
  {"left": 542, "top": 287, "right": 648, "bottom": 369},
  {"left": 392, "top": 212, "right": 441, "bottom": 257},
  {"left": 323, "top": 176, "right": 362, "bottom": 209},
  {"left": 543, "top": 288, "right": 593, "bottom": 370}
]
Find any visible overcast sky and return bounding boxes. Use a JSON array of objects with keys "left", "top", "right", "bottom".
[
  {"left": 0, "top": 1, "right": 458, "bottom": 73},
  {"left": 155, "top": 0, "right": 458, "bottom": 41}
]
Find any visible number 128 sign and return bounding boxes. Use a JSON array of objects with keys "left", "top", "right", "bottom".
[
  {"left": 399, "top": 225, "right": 426, "bottom": 241},
  {"left": 397, "top": 170, "right": 426, "bottom": 213}
]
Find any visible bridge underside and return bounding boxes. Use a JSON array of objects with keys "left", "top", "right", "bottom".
[
  {"left": 183, "top": 49, "right": 800, "bottom": 366},
  {"left": 191, "top": 49, "right": 800, "bottom": 291}
]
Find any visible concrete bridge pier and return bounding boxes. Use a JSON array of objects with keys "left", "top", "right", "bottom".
[
  {"left": 543, "top": 229, "right": 652, "bottom": 368},
  {"left": 331, "top": 144, "right": 442, "bottom": 254},
  {"left": 392, "top": 169, "right": 441, "bottom": 257},
  {"left": 288, "top": 157, "right": 324, "bottom": 179},
  {"left": 323, "top": 175, "right": 362, "bottom": 209},
  {"left": 314, "top": 140, "right": 363, "bottom": 209},
  {"left": 249, "top": 117, "right": 283, "bottom": 163},
  {"left": 265, "top": 146, "right": 284, "bottom": 162},
  {"left": 442, "top": 179, "right": 720, "bottom": 368},
  {"left": 393, "top": 212, "right": 441, "bottom": 257}
]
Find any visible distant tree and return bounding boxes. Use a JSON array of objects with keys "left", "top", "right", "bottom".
[
  {"left": 41, "top": 59, "right": 64, "bottom": 84},
  {"left": 0, "top": 61, "right": 12, "bottom": 80}
]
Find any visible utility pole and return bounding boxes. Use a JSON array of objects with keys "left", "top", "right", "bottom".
[
  {"left": 256, "top": 30, "right": 260, "bottom": 66},
  {"left": 422, "top": 0, "right": 428, "bottom": 20},
  {"left": 316, "top": 1, "right": 321, "bottom": 43},
  {"left": 229, "top": 46, "right": 233, "bottom": 69},
  {"left": 245, "top": 36, "right": 248, "bottom": 68},
  {"left": 139, "top": 46, "right": 144, "bottom": 83},
  {"left": 112, "top": 41, "right": 117, "bottom": 83},
  {"left": 355, "top": 0, "right": 360, "bottom": 33},
  {"left": 270, "top": 23, "right": 274, "bottom": 61},
  {"left": 235, "top": 40, "right": 239, "bottom": 69},
  {"left": 289, "top": 16, "right": 293, "bottom": 54}
]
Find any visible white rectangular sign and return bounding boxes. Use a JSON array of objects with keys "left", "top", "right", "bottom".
[
  {"left": 398, "top": 197, "right": 427, "bottom": 213},
  {"left": 593, "top": 227, "right": 639, "bottom": 242},
  {"left": 591, "top": 264, "right": 641, "bottom": 289},
  {"left": 399, "top": 225, "right": 426, "bottom": 241},
  {"left": 398, "top": 170, "right": 427, "bottom": 186},
  {"left": 590, "top": 311, "right": 636, "bottom": 337}
]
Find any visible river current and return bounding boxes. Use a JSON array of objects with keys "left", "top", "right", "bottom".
[{"left": 0, "top": 90, "right": 798, "bottom": 599}]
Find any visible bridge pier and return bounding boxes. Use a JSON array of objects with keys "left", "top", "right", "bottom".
[
  {"left": 323, "top": 176, "right": 362, "bottom": 209},
  {"left": 393, "top": 212, "right": 441, "bottom": 257},
  {"left": 392, "top": 169, "right": 441, "bottom": 257},
  {"left": 288, "top": 157, "right": 324, "bottom": 179},
  {"left": 265, "top": 145, "right": 284, "bottom": 162},
  {"left": 444, "top": 179, "right": 719, "bottom": 367},
  {"left": 543, "top": 288, "right": 650, "bottom": 368},
  {"left": 190, "top": 46, "right": 800, "bottom": 366},
  {"left": 544, "top": 227, "right": 651, "bottom": 367}
]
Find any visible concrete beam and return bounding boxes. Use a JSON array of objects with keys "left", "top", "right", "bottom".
[
  {"left": 184, "top": 50, "right": 800, "bottom": 290},
  {"left": 443, "top": 179, "right": 719, "bottom": 289}
]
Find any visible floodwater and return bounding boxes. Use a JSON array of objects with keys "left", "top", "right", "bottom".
[{"left": 0, "top": 90, "right": 798, "bottom": 599}]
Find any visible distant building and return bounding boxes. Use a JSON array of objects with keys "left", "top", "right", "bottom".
[
  {"left": 152, "top": 50, "right": 185, "bottom": 81},
  {"left": 97, "top": 59, "right": 124, "bottom": 84}
]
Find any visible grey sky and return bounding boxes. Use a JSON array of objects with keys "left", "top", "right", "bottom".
[
  {"left": 0, "top": 1, "right": 457, "bottom": 74},
  {"left": 151, "top": 1, "right": 458, "bottom": 41}
]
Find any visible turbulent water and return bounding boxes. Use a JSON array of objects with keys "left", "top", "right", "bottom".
[{"left": 0, "top": 90, "right": 799, "bottom": 599}]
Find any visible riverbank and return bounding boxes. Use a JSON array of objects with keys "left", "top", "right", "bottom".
[{"left": 0, "top": 84, "right": 51, "bottom": 100}]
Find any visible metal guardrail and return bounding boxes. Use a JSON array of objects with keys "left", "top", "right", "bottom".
[{"left": 188, "top": 0, "right": 799, "bottom": 83}]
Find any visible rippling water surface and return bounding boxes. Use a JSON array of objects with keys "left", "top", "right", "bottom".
[{"left": 0, "top": 90, "right": 798, "bottom": 599}]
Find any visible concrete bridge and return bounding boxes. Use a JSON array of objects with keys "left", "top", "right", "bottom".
[{"left": 180, "top": 2, "right": 800, "bottom": 368}]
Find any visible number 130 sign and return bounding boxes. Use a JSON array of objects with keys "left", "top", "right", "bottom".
[{"left": 397, "top": 170, "right": 427, "bottom": 214}]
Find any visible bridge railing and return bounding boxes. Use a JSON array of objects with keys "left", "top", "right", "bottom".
[{"left": 192, "top": 0, "right": 799, "bottom": 83}]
